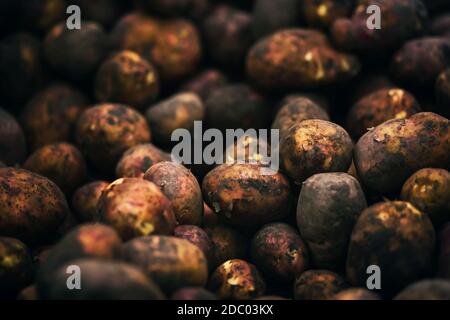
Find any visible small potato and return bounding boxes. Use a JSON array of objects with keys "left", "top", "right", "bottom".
[
  {"left": 438, "top": 223, "right": 450, "bottom": 278},
  {"left": 0, "top": 237, "right": 33, "bottom": 295},
  {"left": 98, "top": 178, "right": 177, "bottom": 240},
  {"left": 172, "top": 287, "right": 216, "bottom": 300},
  {"left": 294, "top": 270, "right": 347, "bottom": 300},
  {"left": 208, "top": 259, "right": 266, "bottom": 300},
  {"left": 436, "top": 68, "right": 450, "bottom": 118},
  {"left": 347, "top": 88, "right": 421, "bottom": 139},
  {"left": 20, "top": 84, "right": 88, "bottom": 151},
  {"left": 24, "top": 142, "right": 87, "bottom": 195},
  {"left": 401, "top": 168, "right": 450, "bottom": 226},
  {"left": 394, "top": 280, "right": 450, "bottom": 300},
  {"left": 174, "top": 225, "right": 214, "bottom": 269},
  {"left": 202, "top": 163, "right": 291, "bottom": 227},
  {"left": 75, "top": 103, "right": 151, "bottom": 173},
  {"left": 280, "top": 119, "right": 353, "bottom": 183},
  {"left": 144, "top": 161, "right": 203, "bottom": 225},
  {"left": 121, "top": 236, "right": 208, "bottom": 293},
  {"left": 0, "top": 168, "right": 69, "bottom": 243},
  {"left": 332, "top": 288, "right": 380, "bottom": 300},
  {"left": 354, "top": 112, "right": 450, "bottom": 194},
  {"left": 181, "top": 69, "right": 228, "bottom": 101},
  {"left": 251, "top": 223, "right": 309, "bottom": 282},
  {"left": 0, "top": 108, "right": 26, "bottom": 165},
  {"left": 297, "top": 173, "right": 367, "bottom": 270},
  {"left": 146, "top": 93, "right": 204, "bottom": 147},
  {"left": 71, "top": 181, "right": 109, "bottom": 222},
  {"left": 346, "top": 201, "right": 435, "bottom": 294}
]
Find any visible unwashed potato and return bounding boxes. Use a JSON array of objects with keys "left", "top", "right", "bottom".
[
  {"left": 97, "top": 178, "right": 177, "bottom": 240},
  {"left": 354, "top": 112, "right": 450, "bottom": 194},
  {"left": 144, "top": 161, "right": 203, "bottom": 226},
  {"left": 71, "top": 181, "right": 110, "bottom": 222},
  {"left": 293, "top": 270, "right": 347, "bottom": 300},
  {"left": 121, "top": 236, "right": 208, "bottom": 293},
  {"left": 202, "top": 163, "right": 291, "bottom": 227},
  {"left": 0, "top": 167, "right": 69, "bottom": 243},
  {"left": 394, "top": 279, "right": 450, "bottom": 300},
  {"left": 174, "top": 225, "right": 215, "bottom": 269}
]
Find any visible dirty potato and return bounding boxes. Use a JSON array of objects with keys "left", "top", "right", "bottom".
[
  {"left": 294, "top": 270, "right": 347, "bottom": 300},
  {"left": 0, "top": 108, "right": 27, "bottom": 165},
  {"left": 174, "top": 225, "right": 215, "bottom": 269},
  {"left": 181, "top": 69, "right": 228, "bottom": 101},
  {"left": 394, "top": 279, "right": 450, "bottom": 300},
  {"left": 438, "top": 223, "right": 450, "bottom": 279},
  {"left": 71, "top": 181, "right": 109, "bottom": 222}
]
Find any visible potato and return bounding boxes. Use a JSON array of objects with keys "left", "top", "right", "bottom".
[
  {"left": 437, "top": 223, "right": 450, "bottom": 279},
  {"left": 280, "top": 119, "right": 353, "bottom": 183},
  {"left": 302, "top": 0, "right": 354, "bottom": 29},
  {"left": 98, "top": 178, "right": 177, "bottom": 240},
  {"left": 431, "top": 14, "right": 450, "bottom": 37},
  {"left": 347, "top": 88, "right": 421, "bottom": 139},
  {"left": 144, "top": 161, "right": 203, "bottom": 225},
  {"left": 202, "top": 163, "right": 291, "bottom": 227},
  {"left": 293, "top": 270, "right": 347, "bottom": 300},
  {"left": 0, "top": 168, "right": 69, "bottom": 243},
  {"left": 71, "top": 181, "right": 109, "bottom": 222},
  {"left": 121, "top": 236, "right": 208, "bottom": 293},
  {"left": 400, "top": 168, "right": 450, "bottom": 226},
  {"left": 174, "top": 225, "right": 214, "bottom": 269},
  {"left": 297, "top": 173, "right": 367, "bottom": 270},
  {"left": 24, "top": 142, "right": 87, "bottom": 195},
  {"left": 208, "top": 259, "right": 266, "bottom": 300},
  {"left": 346, "top": 201, "right": 435, "bottom": 294},
  {"left": 75, "top": 103, "right": 151, "bottom": 173},
  {"left": 181, "top": 69, "right": 228, "bottom": 101},
  {"left": 0, "top": 108, "right": 26, "bottom": 165},
  {"left": 436, "top": 68, "right": 450, "bottom": 118},
  {"left": 332, "top": 288, "right": 380, "bottom": 300},
  {"left": 394, "top": 280, "right": 450, "bottom": 300},
  {"left": 354, "top": 112, "right": 450, "bottom": 194},
  {"left": 115, "top": 143, "right": 171, "bottom": 178},
  {"left": 146, "top": 92, "right": 204, "bottom": 147},
  {"left": 251, "top": 223, "right": 309, "bottom": 282},
  {"left": 171, "top": 287, "right": 216, "bottom": 300},
  {"left": 0, "top": 237, "right": 33, "bottom": 295}
]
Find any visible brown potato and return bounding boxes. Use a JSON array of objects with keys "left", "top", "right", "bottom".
[
  {"left": 172, "top": 287, "right": 216, "bottom": 300},
  {"left": 144, "top": 161, "right": 203, "bottom": 226},
  {"left": 208, "top": 259, "right": 266, "bottom": 300},
  {"left": 98, "top": 178, "right": 177, "bottom": 240},
  {"left": 0, "top": 168, "right": 69, "bottom": 243},
  {"left": 346, "top": 201, "right": 435, "bottom": 294},
  {"left": 394, "top": 280, "right": 450, "bottom": 300},
  {"left": 294, "top": 270, "right": 347, "bottom": 300},
  {"left": 24, "top": 142, "right": 87, "bottom": 195},
  {"left": 71, "top": 181, "right": 109, "bottom": 222},
  {"left": 202, "top": 163, "right": 291, "bottom": 227},
  {"left": 0, "top": 108, "right": 26, "bottom": 165},
  {"left": 121, "top": 236, "right": 208, "bottom": 293},
  {"left": 280, "top": 119, "right": 353, "bottom": 183},
  {"left": 174, "top": 225, "right": 214, "bottom": 268},
  {"left": 354, "top": 112, "right": 450, "bottom": 194},
  {"left": 332, "top": 288, "right": 380, "bottom": 300},
  {"left": 75, "top": 103, "right": 151, "bottom": 173}
]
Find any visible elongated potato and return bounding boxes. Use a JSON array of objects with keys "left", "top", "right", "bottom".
[{"left": 354, "top": 112, "right": 450, "bottom": 194}]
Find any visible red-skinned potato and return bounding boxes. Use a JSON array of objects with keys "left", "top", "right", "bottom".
[
  {"left": 174, "top": 225, "right": 215, "bottom": 269},
  {"left": 71, "top": 181, "right": 109, "bottom": 222}
]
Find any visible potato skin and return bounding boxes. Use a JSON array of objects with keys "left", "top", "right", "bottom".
[
  {"left": 354, "top": 112, "right": 450, "bottom": 194},
  {"left": 0, "top": 237, "right": 33, "bottom": 295},
  {"left": 294, "top": 270, "right": 347, "bottom": 300},
  {"left": 436, "top": 68, "right": 450, "bottom": 118},
  {"left": 332, "top": 288, "right": 380, "bottom": 300},
  {"left": 346, "top": 201, "right": 435, "bottom": 294},
  {"left": 202, "top": 163, "right": 291, "bottom": 227},
  {"left": 121, "top": 236, "right": 208, "bottom": 293},
  {"left": 181, "top": 69, "right": 228, "bottom": 101},
  {"left": 297, "top": 173, "right": 367, "bottom": 270},
  {"left": 208, "top": 259, "right": 266, "bottom": 300},
  {"left": 174, "top": 225, "right": 214, "bottom": 268},
  {"left": 75, "top": 103, "right": 151, "bottom": 173},
  {"left": 98, "top": 178, "right": 177, "bottom": 240},
  {"left": 400, "top": 168, "right": 450, "bottom": 226},
  {"left": 280, "top": 119, "right": 353, "bottom": 183},
  {"left": 24, "top": 143, "right": 87, "bottom": 195},
  {"left": 71, "top": 181, "right": 109, "bottom": 222},
  {"left": 144, "top": 161, "right": 203, "bottom": 226},
  {"left": 394, "top": 280, "right": 450, "bottom": 300},
  {"left": 347, "top": 88, "right": 421, "bottom": 139},
  {"left": 0, "top": 108, "right": 26, "bottom": 165},
  {"left": 251, "top": 223, "right": 309, "bottom": 282},
  {"left": 172, "top": 287, "right": 216, "bottom": 300},
  {"left": 0, "top": 168, "right": 69, "bottom": 243},
  {"left": 146, "top": 93, "right": 204, "bottom": 147}
]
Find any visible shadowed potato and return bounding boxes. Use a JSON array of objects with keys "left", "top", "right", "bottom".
[
  {"left": 394, "top": 280, "right": 450, "bottom": 300},
  {"left": 332, "top": 288, "right": 380, "bottom": 300},
  {"left": 0, "top": 108, "right": 26, "bottom": 165},
  {"left": 174, "top": 225, "right": 214, "bottom": 268},
  {"left": 181, "top": 69, "right": 228, "bottom": 101},
  {"left": 172, "top": 287, "right": 216, "bottom": 300},
  {"left": 294, "top": 270, "right": 347, "bottom": 300},
  {"left": 436, "top": 68, "right": 450, "bottom": 118},
  {"left": 303, "top": 0, "right": 354, "bottom": 29},
  {"left": 71, "top": 181, "right": 109, "bottom": 222}
]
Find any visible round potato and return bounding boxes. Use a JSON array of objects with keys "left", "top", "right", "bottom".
[
  {"left": 174, "top": 225, "right": 214, "bottom": 269},
  {"left": 71, "top": 181, "right": 109, "bottom": 222},
  {"left": 294, "top": 270, "right": 347, "bottom": 300}
]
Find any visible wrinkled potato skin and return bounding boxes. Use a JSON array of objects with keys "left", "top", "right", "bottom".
[
  {"left": 172, "top": 287, "right": 217, "bottom": 300},
  {"left": 144, "top": 162, "right": 203, "bottom": 226},
  {"left": 174, "top": 225, "right": 215, "bottom": 268},
  {"left": 297, "top": 173, "right": 367, "bottom": 270},
  {"left": 294, "top": 270, "right": 347, "bottom": 300},
  {"left": 202, "top": 164, "right": 291, "bottom": 227},
  {"left": 116, "top": 144, "right": 171, "bottom": 178},
  {"left": 332, "top": 288, "right": 380, "bottom": 300},
  {"left": 394, "top": 280, "right": 450, "bottom": 300},
  {"left": 98, "top": 178, "right": 177, "bottom": 240},
  {"left": 0, "top": 168, "right": 69, "bottom": 243},
  {"left": 247, "top": 29, "right": 360, "bottom": 90},
  {"left": 303, "top": 0, "right": 354, "bottom": 29},
  {"left": 280, "top": 119, "right": 353, "bottom": 183},
  {"left": 346, "top": 201, "right": 435, "bottom": 294},
  {"left": 354, "top": 112, "right": 450, "bottom": 194},
  {"left": 251, "top": 223, "right": 309, "bottom": 282},
  {"left": 146, "top": 93, "right": 204, "bottom": 147},
  {"left": 75, "top": 103, "right": 151, "bottom": 173},
  {"left": 401, "top": 168, "right": 450, "bottom": 226},
  {"left": 0, "top": 108, "right": 27, "bottom": 165},
  {"left": 347, "top": 88, "right": 421, "bottom": 139},
  {"left": 436, "top": 68, "right": 450, "bottom": 118},
  {"left": 121, "top": 236, "right": 208, "bottom": 293},
  {"left": 71, "top": 181, "right": 109, "bottom": 222},
  {"left": 0, "top": 237, "right": 33, "bottom": 294},
  {"left": 24, "top": 143, "right": 87, "bottom": 195},
  {"left": 208, "top": 259, "right": 265, "bottom": 300},
  {"left": 181, "top": 69, "right": 228, "bottom": 101},
  {"left": 21, "top": 84, "right": 88, "bottom": 151}
]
